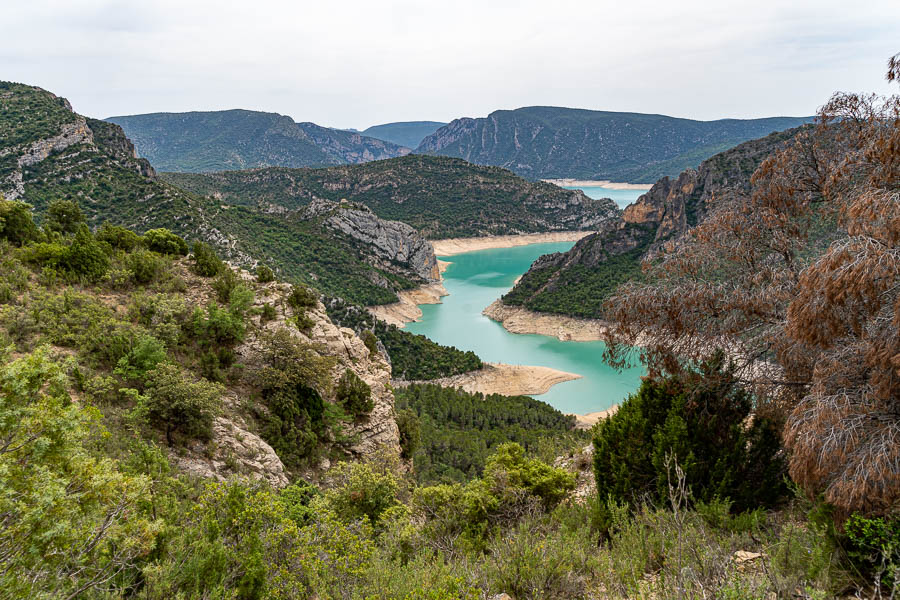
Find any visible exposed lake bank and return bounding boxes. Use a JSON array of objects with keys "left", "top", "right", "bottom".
[
  {"left": 543, "top": 178, "right": 653, "bottom": 190},
  {"left": 430, "top": 231, "right": 592, "bottom": 256},
  {"left": 482, "top": 299, "right": 607, "bottom": 342},
  {"left": 394, "top": 362, "right": 582, "bottom": 397}
]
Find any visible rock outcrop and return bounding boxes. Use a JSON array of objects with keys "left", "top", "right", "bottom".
[
  {"left": 498, "top": 127, "right": 807, "bottom": 318},
  {"left": 416, "top": 106, "right": 813, "bottom": 182},
  {"left": 305, "top": 199, "right": 440, "bottom": 281}
]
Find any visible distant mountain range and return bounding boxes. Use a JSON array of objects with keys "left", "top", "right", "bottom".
[
  {"left": 361, "top": 121, "right": 447, "bottom": 149},
  {"left": 416, "top": 107, "right": 814, "bottom": 183},
  {"left": 106, "top": 110, "right": 410, "bottom": 172}
]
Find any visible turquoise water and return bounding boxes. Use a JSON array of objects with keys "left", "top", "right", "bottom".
[
  {"left": 405, "top": 242, "right": 645, "bottom": 414},
  {"left": 564, "top": 185, "right": 646, "bottom": 209}
]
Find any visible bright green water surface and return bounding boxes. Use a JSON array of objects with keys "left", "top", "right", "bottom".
[{"left": 405, "top": 242, "right": 645, "bottom": 414}]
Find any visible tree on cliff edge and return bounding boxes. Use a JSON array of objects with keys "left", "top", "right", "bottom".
[{"left": 602, "top": 54, "right": 900, "bottom": 519}]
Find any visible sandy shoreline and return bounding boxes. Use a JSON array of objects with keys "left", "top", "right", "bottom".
[
  {"left": 395, "top": 362, "right": 582, "bottom": 397},
  {"left": 483, "top": 299, "right": 607, "bottom": 342},
  {"left": 367, "top": 281, "right": 448, "bottom": 327},
  {"left": 570, "top": 405, "right": 619, "bottom": 429},
  {"left": 430, "top": 231, "right": 592, "bottom": 256},
  {"left": 543, "top": 178, "right": 653, "bottom": 191}
]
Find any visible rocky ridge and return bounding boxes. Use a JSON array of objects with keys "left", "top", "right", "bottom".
[
  {"left": 496, "top": 127, "right": 806, "bottom": 319},
  {"left": 416, "top": 106, "right": 813, "bottom": 182},
  {"left": 174, "top": 269, "right": 402, "bottom": 486}
]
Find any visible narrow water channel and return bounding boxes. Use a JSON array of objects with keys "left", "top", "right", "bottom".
[{"left": 405, "top": 242, "right": 645, "bottom": 415}]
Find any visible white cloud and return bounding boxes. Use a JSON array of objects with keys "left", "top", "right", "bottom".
[{"left": 2, "top": 0, "right": 897, "bottom": 127}]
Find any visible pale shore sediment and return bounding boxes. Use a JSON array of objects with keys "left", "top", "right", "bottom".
[
  {"left": 367, "top": 282, "right": 448, "bottom": 327},
  {"left": 430, "top": 231, "right": 592, "bottom": 256},
  {"left": 570, "top": 405, "right": 619, "bottom": 430},
  {"left": 395, "top": 362, "right": 582, "bottom": 397},
  {"left": 542, "top": 178, "right": 653, "bottom": 191},
  {"left": 483, "top": 299, "right": 607, "bottom": 342}
]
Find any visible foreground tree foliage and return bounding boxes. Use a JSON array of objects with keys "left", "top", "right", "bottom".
[
  {"left": 593, "top": 355, "right": 786, "bottom": 515},
  {"left": 603, "top": 54, "right": 900, "bottom": 521},
  {"left": 0, "top": 348, "right": 159, "bottom": 599}
]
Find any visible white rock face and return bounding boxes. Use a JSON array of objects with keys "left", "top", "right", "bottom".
[{"left": 2, "top": 117, "right": 94, "bottom": 200}]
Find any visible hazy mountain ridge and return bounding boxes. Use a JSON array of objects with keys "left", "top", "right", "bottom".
[
  {"left": 361, "top": 121, "right": 447, "bottom": 148},
  {"left": 106, "top": 109, "right": 410, "bottom": 172},
  {"left": 416, "top": 106, "right": 813, "bottom": 182}
]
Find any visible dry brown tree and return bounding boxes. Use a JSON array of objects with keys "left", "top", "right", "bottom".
[{"left": 603, "top": 56, "right": 900, "bottom": 518}]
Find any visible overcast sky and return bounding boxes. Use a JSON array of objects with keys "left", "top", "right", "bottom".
[{"left": 3, "top": 0, "right": 898, "bottom": 129}]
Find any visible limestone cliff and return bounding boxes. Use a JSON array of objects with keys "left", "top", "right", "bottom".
[
  {"left": 303, "top": 199, "right": 440, "bottom": 282},
  {"left": 175, "top": 270, "right": 402, "bottom": 486}
]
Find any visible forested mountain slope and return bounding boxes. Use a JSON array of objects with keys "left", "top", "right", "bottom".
[
  {"left": 500, "top": 127, "right": 807, "bottom": 317},
  {"left": 164, "top": 155, "right": 620, "bottom": 239},
  {"left": 0, "top": 82, "right": 444, "bottom": 306},
  {"left": 417, "top": 106, "right": 813, "bottom": 182},
  {"left": 106, "top": 109, "right": 410, "bottom": 172}
]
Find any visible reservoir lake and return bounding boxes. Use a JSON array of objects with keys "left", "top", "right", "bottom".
[
  {"left": 563, "top": 185, "right": 645, "bottom": 209},
  {"left": 405, "top": 242, "right": 645, "bottom": 415}
]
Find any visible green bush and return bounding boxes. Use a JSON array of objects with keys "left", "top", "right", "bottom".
[
  {"left": 254, "top": 329, "right": 337, "bottom": 469},
  {"left": 484, "top": 442, "right": 575, "bottom": 509},
  {"left": 127, "top": 249, "right": 163, "bottom": 285},
  {"left": 43, "top": 198, "right": 85, "bottom": 234},
  {"left": 287, "top": 284, "right": 318, "bottom": 310},
  {"left": 395, "top": 408, "right": 421, "bottom": 459},
  {"left": 845, "top": 513, "right": 900, "bottom": 588},
  {"left": 256, "top": 264, "right": 275, "bottom": 283},
  {"left": 114, "top": 334, "right": 167, "bottom": 384},
  {"left": 361, "top": 329, "right": 378, "bottom": 354},
  {"left": 60, "top": 225, "right": 110, "bottom": 282},
  {"left": 139, "top": 362, "right": 223, "bottom": 446},
  {"left": 260, "top": 302, "right": 277, "bottom": 323},
  {"left": 142, "top": 228, "right": 188, "bottom": 256},
  {"left": 593, "top": 353, "right": 786, "bottom": 516},
  {"left": 325, "top": 457, "right": 402, "bottom": 527},
  {"left": 212, "top": 267, "right": 238, "bottom": 303},
  {"left": 0, "top": 199, "right": 39, "bottom": 246},
  {"left": 336, "top": 368, "right": 373, "bottom": 419},
  {"left": 96, "top": 222, "right": 142, "bottom": 251},
  {"left": 191, "top": 241, "right": 224, "bottom": 277}
]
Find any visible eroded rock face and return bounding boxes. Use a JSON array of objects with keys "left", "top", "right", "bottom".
[
  {"left": 173, "top": 398, "right": 290, "bottom": 488},
  {"left": 2, "top": 117, "right": 94, "bottom": 200},
  {"left": 174, "top": 272, "right": 402, "bottom": 487},
  {"left": 305, "top": 199, "right": 440, "bottom": 281},
  {"left": 238, "top": 280, "right": 402, "bottom": 466}
]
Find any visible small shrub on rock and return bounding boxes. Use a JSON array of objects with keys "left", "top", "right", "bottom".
[{"left": 336, "top": 368, "right": 373, "bottom": 419}]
